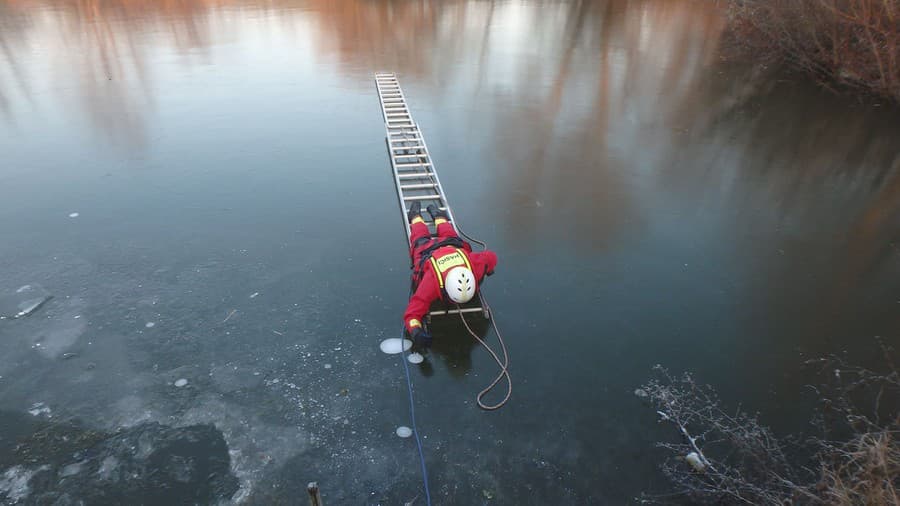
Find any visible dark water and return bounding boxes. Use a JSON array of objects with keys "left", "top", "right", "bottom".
[{"left": 1, "top": 0, "right": 898, "bottom": 503}]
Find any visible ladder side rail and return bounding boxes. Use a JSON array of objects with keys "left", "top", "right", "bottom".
[
  {"left": 376, "top": 73, "right": 486, "bottom": 316},
  {"left": 414, "top": 121, "right": 489, "bottom": 312},
  {"left": 414, "top": 124, "right": 459, "bottom": 226}
]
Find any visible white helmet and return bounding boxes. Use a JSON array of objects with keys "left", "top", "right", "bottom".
[{"left": 444, "top": 267, "right": 476, "bottom": 303}]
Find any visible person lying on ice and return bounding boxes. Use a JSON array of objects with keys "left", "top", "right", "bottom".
[{"left": 404, "top": 201, "right": 497, "bottom": 352}]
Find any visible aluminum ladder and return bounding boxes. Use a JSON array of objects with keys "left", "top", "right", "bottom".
[{"left": 375, "top": 72, "right": 488, "bottom": 320}]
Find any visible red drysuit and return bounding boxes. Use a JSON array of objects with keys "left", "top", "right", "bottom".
[{"left": 403, "top": 218, "right": 497, "bottom": 335}]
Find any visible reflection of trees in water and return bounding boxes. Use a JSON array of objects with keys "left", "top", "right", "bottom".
[
  {"left": 306, "top": 0, "right": 539, "bottom": 95},
  {"left": 0, "top": 2, "right": 34, "bottom": 120},
  {"left": 306, "top": 0, "right": 441, "bottom": 80},
  {"left": 711, "top": 93, "right": 900, "bottom": 336},
  {"left": 486, "top": 1, "right": 726, "bottom": 251},
  {"left": 0, "top": 0, "right": 233, "bottom": 145}
]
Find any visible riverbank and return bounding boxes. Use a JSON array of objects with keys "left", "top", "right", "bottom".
[{"left": 725, "top": 0, "right": 899, "bottom": 103}]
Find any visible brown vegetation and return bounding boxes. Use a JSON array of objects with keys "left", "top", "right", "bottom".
[{"left": 727, "top": 0, "right": 900, "bottom": 101}]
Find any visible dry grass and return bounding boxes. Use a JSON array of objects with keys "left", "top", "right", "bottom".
[
  {"left": 727, "top": 0, "right": 900, "bottom": 101},
  {"left": 817, "top": 429, "right": 900, "bottom": 505}
]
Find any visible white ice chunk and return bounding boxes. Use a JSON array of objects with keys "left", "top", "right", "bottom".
[
  {"left": 407, "top": 353, "right": 424, "bottom": 364},
  {"left": 0, "top": 466, "right": 40, "bottom": 502},
  {"left": 1, "top": 284, "right": 52, "bottom": 319},
  {"left": 379, "top": 338, "right": 412, "bottom": 355},
  {"left": 27, "top": 402, "right": 51, "bottom": 417},
  {"left": 59, "top": 462, "right": 83, "bottom": 477},
  {"left": 686, "top": 452, "right": 706, "bottom": 472},
  {"left": 174, "top": 378, "right": 188, "bottom": 388},
  {"left": 396, "top": 426, "right": 413, "bottom": 438}
]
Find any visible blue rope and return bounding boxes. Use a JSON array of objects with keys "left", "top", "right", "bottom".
[{"left": 399, "top": 324, "right": 433, "bottom": 506}]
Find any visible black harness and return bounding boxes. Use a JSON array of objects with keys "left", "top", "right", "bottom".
[{"left": 410, "top": 236, "right": 466, "bottom": 291}]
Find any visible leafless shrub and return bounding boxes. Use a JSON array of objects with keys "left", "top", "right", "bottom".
[
  {"left": 726, "top": 0, "right": 900, "bottom": 101},
  {"left": 638, "top": 340, "right": 900, "bottom": 504},
  {"left": 638, "top": 366, "right": 810, "bottom": 504}
]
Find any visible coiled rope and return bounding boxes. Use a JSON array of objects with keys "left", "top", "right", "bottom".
[
  {"left": 456, "top": 299, "right": 512, "bottom": 410},
  {"left": 453, "top": 221, "right": 512, "bottom": 411}
]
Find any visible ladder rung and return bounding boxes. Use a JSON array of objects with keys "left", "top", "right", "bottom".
[
  {"left": 389, "top": 137, "right": 421, "bottom": 143},
  {"left": 401, "top": 183, "right": 438, "bottom": 190},
  {"left": 402, "top": 195, "right": 441, "bottom": 201},
  {"left": 428, "top": 307, "right": 484, "bottom": 317},
  {"left": 397, "top": 172, "right": 434, "bottom": 179},
  {"left": 392, "top": 145, "right": 424, "bottom": 150},
  {"left": 408, "top": 205, "right": 445, "bottom": 213},
  {"left": 386, "top": 113, "right": 410, "bottom": 117},
  {"left": 396, "top": 162, "right": 430, "bottom": 168}
]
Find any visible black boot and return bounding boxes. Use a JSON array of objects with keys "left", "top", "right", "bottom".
[
  {"left": 427, "top": 204, "right": 449, "bottom": 221},
  {"left": 407, "top": 201, "right": 422, "bottom": 223}
]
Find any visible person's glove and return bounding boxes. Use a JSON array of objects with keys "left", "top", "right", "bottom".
[{"left": 411, "top": 328, "right": 432, "bottom": 352}]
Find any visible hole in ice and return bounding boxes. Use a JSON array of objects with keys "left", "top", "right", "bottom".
[{"left": 379, "top": 338, "right": 411, "bottom": 355}]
